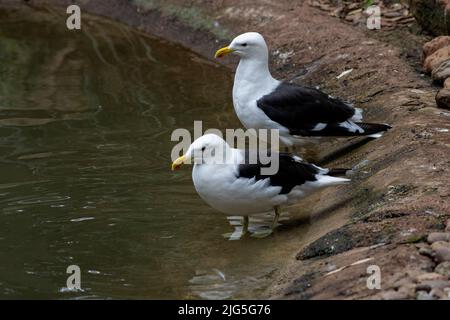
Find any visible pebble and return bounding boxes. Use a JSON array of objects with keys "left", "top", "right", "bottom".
[
  {"left": 431, "top": 241, "right": 450, "bottom": 263},
  {"left": 418, "top": 247, "right": 434, "bottom": 258},
  {"left": 436, "top": 88, "right": 450, "bottom": 110},
  {"left": 427, "top": 232, "right": 450, "bottom": 243},
  {"left": 445, "top": 219, "right": 450, "bottom": 232},
  {"left": 415, "top": 272, "right": 450, "bottom": 296},
  {"left": 430, "top": 288, "right": 448, "bottom": 299},
  {"left": 445, "top": 288, "right": 450, "bottom": 299},
  {"left": 435, "top": 261, "right": 450, "bottom": 279},
  {"left": 416, "top": 290, "right": 436, "bottom": 300},
  {"left": 397, "top": 284, "right": 416, "bottom": 297},
  {"left": 416, "top": 272, "right": 446, "bottom": 282},
  {"left": 444, "top": 77, "right": 450, "bottom": 89},
  {"left": 420, "top": 280, "right": 450, "bottom": 290}
]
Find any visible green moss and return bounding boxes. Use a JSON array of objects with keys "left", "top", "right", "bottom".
[
  {"left": 408, "top": 0, "right": 450, "bottom": 35},
  {"left": 350, "top": 187, "right": 385, "bottom": 222},
  {"left": 381, "top": 223, "right": 396, "bottom": 233},
  {"left": 133, "top": 0, "right": 230, "bottom": 39},
  {"left": 297, "top": 227, "right": 356, "bottom": 260},
  {"left": 363, "top": 0, "right": 375, "bottom": 9},
  {"left": 402, "top": 234, "right": 426, "bottom": 244}
]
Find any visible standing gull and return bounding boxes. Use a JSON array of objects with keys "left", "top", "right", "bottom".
[
  {"left": 215, "top": 32, "right": 391, "bottom": 147},
  {"left": 171, "top": 134, "right": 350, "bottom": 236}
]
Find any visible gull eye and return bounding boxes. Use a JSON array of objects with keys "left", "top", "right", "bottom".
[
  {"left": 242, "top": 43, "right": 247, "bottom": 47},
  {"left": 201, "top": 146, "right": 206, "bottom": 152}
]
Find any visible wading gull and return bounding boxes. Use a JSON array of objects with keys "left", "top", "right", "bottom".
[
  {"left": 215, "top": 32, "right": 391, "bottom": 147},
  {"left": 171, "top": 134, "right": 350, "bottom": 237}
]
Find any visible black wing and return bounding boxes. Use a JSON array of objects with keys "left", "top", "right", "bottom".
[
  {"left": 237, "top": 151, "right": 320, "bottom": 194},
  {"left": 256, "top": 82, "right": 357, "bottom": 134}
]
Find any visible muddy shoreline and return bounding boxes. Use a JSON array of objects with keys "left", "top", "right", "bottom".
[{"left": 6, "top": 0, "right": 450, "bottom": 299}]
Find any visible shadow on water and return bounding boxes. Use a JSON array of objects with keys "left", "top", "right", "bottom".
[
  {"left": 280, "top": 196, "right": 354, "bottom": 231},
  {"left": 0, "top": 5, "right": 351, "bottom": 299}
]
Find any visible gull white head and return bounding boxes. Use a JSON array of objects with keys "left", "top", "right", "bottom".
[
  {"left": 215, "top": 32, "right": 269, "bottom": 61},
  {"left": 171, "top": 134, "right": 231, "bottom": 170}
]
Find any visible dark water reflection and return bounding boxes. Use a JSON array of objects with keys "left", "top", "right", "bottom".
[{"left": 0, "top": 6, "right": 298, "bottom": 299}]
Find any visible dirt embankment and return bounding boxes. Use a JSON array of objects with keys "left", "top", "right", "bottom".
[{"left": 12, "top": 0, "right": 450, "bottom": 299}]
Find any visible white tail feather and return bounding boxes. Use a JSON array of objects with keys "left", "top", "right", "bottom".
[
  {"left": 368, "top": 132, "right": 383, "bottom": 139},
  {"left": 316, "top": 175, "right": 350, "bottom": 187}
]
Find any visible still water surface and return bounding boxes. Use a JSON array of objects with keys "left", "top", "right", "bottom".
[{"left": 0, "top": 7, "right": 301, "bottom": 299}]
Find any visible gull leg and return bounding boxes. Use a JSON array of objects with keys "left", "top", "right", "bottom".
[
  {"left": 251, "top": 208, "right": 281, "bottom": 238},
  {"left": 242, "top": 216, "right": 249, "bottom": 235},
  {"left": 223, "top": 216, "right": 249, "bottom": 240},
  {"left": 272, "top": 206, "right": 281, "bottom": 230},
  {"left": 221, "top": 215, "right": 242, "bottom": 240}
]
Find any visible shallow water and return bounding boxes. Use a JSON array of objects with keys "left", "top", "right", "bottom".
[{"left": 0, "top": 6, "right": 314, "bottom": 299}]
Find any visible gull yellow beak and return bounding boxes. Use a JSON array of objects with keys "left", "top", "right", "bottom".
[
  {"left": 171, "top": 155, "right": 187, "bottom": 171},
  {"left": 215, "top": 46, "right": 233, "bottom": 58}
]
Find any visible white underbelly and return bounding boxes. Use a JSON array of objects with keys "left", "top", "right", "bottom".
[
  {"left": 192, "top": 165, "right": 286, "bottom": 215},
  {"left": 233, "top": 98, "right": 292, "bottom": 145},
  {"left": 234, "top": 101, "right": 271, "bottom": 130}
]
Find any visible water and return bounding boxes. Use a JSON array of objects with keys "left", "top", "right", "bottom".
[{"left": 0, "top": 6, "right": 314, "bottom": 299}]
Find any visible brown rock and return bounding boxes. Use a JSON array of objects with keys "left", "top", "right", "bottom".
[
  {"left": 445, "top": 288, "right": 450, "bottom": 300},
  {"left": 415, "top": 274, "right": 450, "bottom": 294},
  {"left": 436, "top": 88, "right": 450, "bottom": 110},
  {"left": 435, "top": 261, "right": 450, "bottom": 279},
  {"left": 423, "top": 36, "right": 450, "bottom": 59},
  {"left": 421, "top": 280, "right": 450, "bottom": 290},
  {"left": 419, "top": 246, "right": 434, "bottom": 258},
  {"left": 417, "top": 272, "right": 446, "bottom": 282},
  {"left": 430, "top": 288, "right": 448, "bottom": 299},
  {"left": 397, "top": 284, "right": 416, "bottom": 298},
  {"left": 444, "top": 78, "right": 450, "bottom": 89},
  {"left": 424, "top": 46, "right": 450, "bottom": 74},
  {"left": 431, "top": 241, "right": 450, "bottom": 249},
  {"left": 380, "top": 290, "right": 409, "bottom": 300},
  {"left": 431, "top": 241, "right": 450, "bottom": 262},
  {"left": 445, "top": 219, "right": 450, "bottom": 232},
  {"left": 431, "top": 59, "right": 450, "bottom": 84},
  {"left": 427, "top": 232, "right": 450, "bottom": 243}
]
